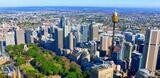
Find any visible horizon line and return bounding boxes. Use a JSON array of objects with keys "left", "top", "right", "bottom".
[{"left": 0, "top": 5, "right": 160, "bottom": 9}]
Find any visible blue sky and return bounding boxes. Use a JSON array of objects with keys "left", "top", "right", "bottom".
[{"left": 0, "top": 0, "right": 160, "bottom": 7}]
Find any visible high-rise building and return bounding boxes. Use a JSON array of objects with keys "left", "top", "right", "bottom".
[
  {"left": 54, "top": 28, "right": 63, "bottom": 51},
  {"left": 72, "top": 28, "right": 80, "bottom": 47},
  {"left": 25, "top": 29, "right": 34, "bottom": 44},
  {"left": 80, "top": 25, "right": 89, "bottom": 42},
  {"left": 135, "top": 34, "right": 145, "bottom": 53},
  {"left": 135, "top": 34, "right": 145, "bottom": 45},
  {"left": 59, "top": 16, "right": 69, "bottom": 49},
  {"left": 5, "top": 31, "right": 15, "bottom": 45},
  {"left": 0, "top": 40, "right": 5, "bottom": 55},
  {"left": 130, "top": 52, "right": 142, "bottom": 76},
  {"left": 63, "top": 23, "right": 69, "bottom": 49},
  {"left": 122, "top": 41, "right": 133, "bottom": 63},
  {"left": 59, "top": 16, "right": 66, "bottom": 28},
  {"left": 89, "top": 23, "right": 99, "bottom": 41},
  {"left": 43, "top": 26, "right": 49, "bottom": 37},
  {"left": 15, "top": 29, "right": 25, "bottom": 45},
  {"left": 39, "top": 25, "right": 49, "bottom": 38},
  {"left": 112, "top": 51, "right": 122, "bottom": 63},
  {"left": 68, "top": 32, "right": 74, "bottom": 50},
  {"left": 100, "top": 34, "right": 112, "bottom": 55},
  {"left": 141, "top": 29, "right": 160, "bottom": 76},
  {"left": 124, "top": 32, "right": 133, "bottom": 42},
  {"left": 88, "top": 41, "right": 99, "bottom": 57}
]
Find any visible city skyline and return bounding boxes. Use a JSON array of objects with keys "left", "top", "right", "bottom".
[
  {"left": 0, "top": 1, "right": 160, "bottom": 77},
  {"left": 0, "top": 0, "right": 160, "bottom": 8}
]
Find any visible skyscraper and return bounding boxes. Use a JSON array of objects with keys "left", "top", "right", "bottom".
[
  {"left": 0, "top": 40, "right": 5, "bottom": 55},
  {"left": 124, "top": 32, "right": 133, "bottom": 43},
  {"left": 141, "top": 29, "right": 160, "bottom": 76},
  {"left": 15, "top": 29, "right": 25, "bottom": 45},
  {"left": 135, "top": 34, "right": 145, "bottom": 53},
  {"left": 63, "top": 23, "right": 69, "bottom": 49},
  {"left": 69, "top": 32, "right": 74, "bottom": 50},
  {"left": 54, "top": 28, "right": 63, "bottom": 51},
  {"left": 88, "top": 41, "right": 99, "bottom": 57},
  {"left": 89, "top": 23, "right": 99, "bottom": 41},
  {"left": 5, "top": 31, "right": 15, "bottom": 45},
  {"left": 122, "top": 41, "right": 133, "bottom": 63},
  {"left": 80, "top": 25, "right": 89, "bottom": 42},
  {"left": 100, "top": 34, "right": 112, "bottom": 56},
  {"left": 59, "top": 16, "right": 69, "bottom": 49},
  {"left": 25, "top": 29, "right": 34, "bottom": 44},
  {"left": 59, "top": 16, "right": 66, "bottom": 28},
  {"left": 130, "top": 52, "right": 142, "bottom": 76}
]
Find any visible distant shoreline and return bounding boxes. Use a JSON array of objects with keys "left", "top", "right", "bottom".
[
  {"left": 0, "top": 6, "right": 160, "bottom": 9},
  {"left": 0, "top": 6, "right": 160, "bottom": 13}
]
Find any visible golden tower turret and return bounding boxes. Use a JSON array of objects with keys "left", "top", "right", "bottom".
[{"left": 112, "top": 11, "right": 119, "bottom": 23}]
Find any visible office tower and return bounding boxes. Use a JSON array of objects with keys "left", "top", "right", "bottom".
[
  {"left": 72, "top": 27, "right": 80, "bottom": 47},
  {"left": 80, "top": 25, "right": 89, "bottom": 42},
  {"left": 63, "top": 22, "right": 69, "bottom": 49},
  {"left": 112, "top": 52, "right": 122, "bottom": 63},
  {"left": 88, "top": 41, "right": 99, "bottom": 57},
  {"left": 68, "top": 32, "right": 74, "bottom": 50},
  {"left": 135, "top": 69, "right": 152, "bottom": 78},
  {"left": 39, "top": 26, "right": 49, "bottom": 38},
  {"left": 66, "top": 20, "right": 72, "bottom": 33},
  {"left": 90, "top": 63, "right": 114, "bottom": 78},
  {"left": 0, "top": 40, "right": 5, "bottom": 55},
  {"left": 25, "top": 29, "right": 34, "bottom": 44},
  {"left": 54, "top": 28, "right": 63, "bottom": 51},
  {"left": 59, "top": 16, "right": 66, "bottom": 28},
  {"left": 124, "top": 32, "right": 133, "bottom": 42},
  {"left": 88, "top": 41, "right": 97, "bottom": 54},
  {"left": 5, "top": 31, "right": 15, "bottom": 45},
  {"left": 135, "top": 34, "right": 145, "bottom": 53},
  {"left": 130, "top": 52, "right": 142, "bottom": 76},
  {"left": 100, "top": 35, "right": 112, "bottom": 55},
  {"left": 123, "top": 41, "right": 133, "bottom": 63},
  {"left": 135, "top": 34, "right": 145, "bottom": 44},
  {"left": 141, "top": 29, "right": 160, "bottom": 76},
  {"left": 89, "top": 23, "right": 99, "bottom": 41},
  {"left": 15, "top": 29, "right": 25, "bottom": 45},
  {"left": 112, "top": 42, "right": 122, "bottom": 62},
  {"left": 43, "top": 26, "right": 49, "bottom": 38},
  {"left": 59, "top": 16, "right": 69, "bottom": 49},
  {"left": 37, "top": 26, "right": 43, "bottom": 38},
  {"left": 48, "top": 26, "right": 54, "bottom": 34}
]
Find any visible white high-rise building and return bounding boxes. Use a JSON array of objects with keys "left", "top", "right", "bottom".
[
  {"left": 15, "top": 29, "right": 25, "bottom": 45},
  {"left": 142, "top": 29, "right": 160, "bottom": 76},
  {"left": 5, "top": 31, "right": 15, "bottom": 45},
  {"left": 100, "top": 34, "right": 112, "bottom": 55}
]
